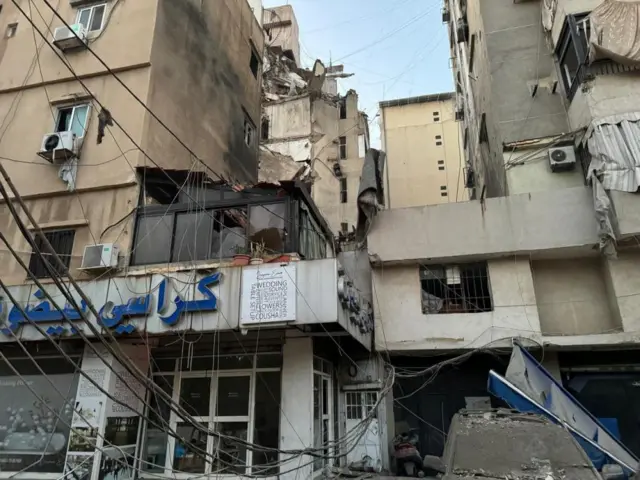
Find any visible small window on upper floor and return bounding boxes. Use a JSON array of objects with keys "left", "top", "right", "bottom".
[
  {"left": 28, "top": 229, "right": 76, "bottom": 278},
  {"left": 56, "top": 104, "right": 90, "bottom": 138},
  {"left": 435, "top": 135, "right": 442, "bottom": 140},
  {"left": 339, "top": 178, "right": 347, "bottom": 203},
  {"left": 338, "top": 136, "right": 347, "bottom": 159},
  {"left": 433, "top": 111, "right": 440, "bottom": 122},
  {"left": 339, "top": 100, "right": 347, "bottom": 120},
  {"left": 76, "top": 3, "right": 106, "bottom": 32},
  {"left": 420, "top": 262, "right": 492, "bottom": 314},
  {"left": 5, "top": 22, "right": 17, "bottom": 38},
  {"left": 249, "top": 42, "right": 261, "bottom": 79},
  {"left": 436, "top": 140, "right": 443, "bottom": 146},
  {"left": 244, "top": 116, "right": 255, "bottom": 148}
]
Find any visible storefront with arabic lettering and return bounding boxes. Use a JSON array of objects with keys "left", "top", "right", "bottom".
[{"left": 0, "top": 257, "right": 375, "bottom": 479}]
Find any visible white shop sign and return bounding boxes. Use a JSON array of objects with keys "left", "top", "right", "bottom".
[{"left": 240, "top": 264, "right": 297, "bottom": 325}]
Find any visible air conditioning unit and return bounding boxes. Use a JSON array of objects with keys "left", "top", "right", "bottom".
[
  {"left": 80, "top": 243, "right": 120, "bottom": 271},
  {"left": 548, "top": 146, "right": 576, "bottom": 172},
  {"left": 52, "top": 23, "right": 87, "bottom": 51},
  {"left": 38, "top": 131, "right": 77, "bottom": 163}
]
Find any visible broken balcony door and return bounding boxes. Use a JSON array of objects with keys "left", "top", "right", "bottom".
[{"left": 344, "top": 391, "right": 381, "bottom": 471}]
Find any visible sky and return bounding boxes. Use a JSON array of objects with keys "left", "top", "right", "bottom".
[{"left": 262, "top": 0, "right": 453, "bottom": 147}]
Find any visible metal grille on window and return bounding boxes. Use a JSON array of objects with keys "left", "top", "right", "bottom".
[
  {"left": 419, "top": 263, "right": 492, "bottom": 314},
  {"left": 28, "top": 229, "right": 75, "bottom": 278}
]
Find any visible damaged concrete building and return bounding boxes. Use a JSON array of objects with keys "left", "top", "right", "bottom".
[{"left": 259, "top": 5, "right": 370, "bottom": 235}]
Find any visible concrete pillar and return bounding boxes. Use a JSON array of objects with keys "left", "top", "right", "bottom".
[
  {"left": 279, "top": 336, "right": 314, "bottom": 480},
  {"left": 603, "top": 252, "right": 640, "bottom": 333},
  {"left": 541, "top": 351, "right": 562, "bottom": 382}
]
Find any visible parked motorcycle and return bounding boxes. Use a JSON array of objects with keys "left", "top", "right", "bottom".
[{"left": 392, "top": 429, "right": 423, "bottom": 477}]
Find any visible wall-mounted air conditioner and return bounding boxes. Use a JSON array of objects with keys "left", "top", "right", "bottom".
[
  {"left": 38, "top": 131, "right": 77, "bottom": 163},
  {"left": 548, "top": 146, "right": 576, "bottom": 172},
  {"left": 80, "top": 244, "right": 120, "bottom": 271},
  {"left": 52, "top": 23, "right": 87, "bottom": 51}
]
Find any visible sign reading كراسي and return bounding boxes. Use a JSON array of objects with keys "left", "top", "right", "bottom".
[{"left": 241, "top": 264, "right": 297, "bottom": 325}]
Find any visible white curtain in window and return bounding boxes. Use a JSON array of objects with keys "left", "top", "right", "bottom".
[{"left": 589, "top": 0, "right": 640, "bottom": 65}]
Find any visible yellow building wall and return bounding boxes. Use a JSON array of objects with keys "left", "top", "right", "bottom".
[{"left": 381, "top": 97, "right": 466, "bottom": 209}]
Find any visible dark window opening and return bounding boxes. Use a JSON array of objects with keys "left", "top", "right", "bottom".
[
  {"left": 436, "top": 141, "right": 443, "bottom": 146},
  {"left": 440, "top": 185, "right": 447, "bottom": 191},
  {"left": 441, "top": 192, "right": 448, "bottom": 197},
  {"left": 299, "top": 205, "right": 327, "bottom": 260},
  {"left": 250, "top": 46, "right": 260, "bottom": 78},
  {"left": 339, "top": 136, "right": 347, "bottom": 159},
  {"left": 479, "top": 113, "right": 489, "bottom": 143},
  {"left": 340, "top": 222, "right": 348, "bottom": 233},
  {"left": 437, "top": 160, "right": 445, "bottom": 165},
  {"left": 469, "top": 33, "right": 476, "bottom": 72},
  {"left": 420, "top": 263, "right": 492, "bottom": 314},
  {"left": 261, "top": 117, "right": 269, "bottom": 141},
  {"left": 556, "top": 14, "right": 591, "bottom": 101},
  {"left": 340, "top": 178, "right": 347, "bottom": 203},
  {"left": 28, "top": 229, "right": 75, "bottom": 278},
  {"left": 435, "top": 135, "right": 442, "bottom": 140},
  {"left": 438, "top": 166, "right": 445, "bottom": 171},
  {"left": 244, "top": 116, "right": 255, "bottom": 148},
  {"left": 434, "top": 116, "right": 440, "bottom": 122},
  {"left": 339, "top": 100, "right": 347, "bottom": 120},
  {"left": 433, "top": 111, "right": 440, "bottom": 116}
]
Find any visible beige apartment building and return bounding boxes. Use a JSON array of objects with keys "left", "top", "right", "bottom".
[
  {"left": 379, "top": 92, "right": 466, "bottom": 209},
  {"left": 0, "top": 0, "right": 264, "bottom": 285}
]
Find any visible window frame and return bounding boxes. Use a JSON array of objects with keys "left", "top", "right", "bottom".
[
  {"left": 249, "top": 41, "right": 261, "bottom": 79},
  {"left": 339, "top": 100, "right": 347, "bottom": 120},
  {"left": 338, "top": 136, "right": 347, "bottom": 160},
  {"left": 75, "top": 3, "right": 107, "bottom": 33},
  {"left": 556, "top": 13, "right": 591, "bottom": 101},
  {"left": 419, "top": 262, "right": 493, "bottom": 314},
  {"left": 243, "top": 117, "right": 256, "bottom": 148},
  {"left": 55, "top": 103, "right": 91, "bottom": 139},
  {"left": 141, "top": 354, "right": 281, "bottom": 477},
  {"left": 312, "top": 358, "right": 334, "bottom": 474},
  {"left": 28, "top": 229, "right": 75, "bottom": 278},
  {"left": 339, "top": 177, "right": 348, "bottom": 204},
  {"left": 131, "top": 197, "right": 290, "bottom": 266}
]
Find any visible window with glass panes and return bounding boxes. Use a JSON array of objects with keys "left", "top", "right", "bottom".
[
  {"left": 76, "top": 3, "right": 106, "bottom": 32},
  {"left": 141, "top": 353, "right": 282, "bottom": 476}
]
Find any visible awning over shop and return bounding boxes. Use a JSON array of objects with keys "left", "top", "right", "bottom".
[{"left": 487, "top": 344, "right": 639, "bottom": 474}]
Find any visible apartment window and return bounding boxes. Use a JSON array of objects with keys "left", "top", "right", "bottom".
[
  {"left": 339, "top": 100, "right": 347, "bottom": 120},
  {"left": 479, "top": 113, "right": 489, "bottom": 143},
  {"left": 440, "top": 185, "right": 448, "bottom": 197},
  {"left": 55, "top": 104, "right": 90, "bottom": 138},
  {"left": 340, "top": 222, "right": 348, "bottom": 233},
  {"left": 469, "top": 33, "right": 476, "bottom": 73},
  {"left": 28, "top": 229, "right": 75, "bottom": 278},
  {"left": 5, "top": 22, "right": 17, "bottom": 38},
  {"left": 420, "top": 263, "right": 492, "bottom": 314},
  {"left": 141, "top": 353, "right": 281, "bottom": 476},
  {"left": 435, "top": 135, "right": 442, "bottom": 139},
  {"left": 556, "top": 14, "right": 590, "bottom": 100},
  {"left": 339, "top": 136, "right": 347, "bottom": 159},
  {"left": 249, "top": 44, "right": 260, "bottom": 79},
  {"left": 76, "top": 3, "right": 106, "bottom": 32},
  {"left": 261, "top": 117, "right": 269, "bottom": 141},
  {"left": 244, "top": 117, "right": 255, "bottom": 148},
  {"left": 339, "top": 178, "right": 347, "bottom": 203},
  {"left": 433, "top": 111, "right": 440, "bottom": 122},
  {"left": 436, "top": 140, "right": 443, "bottom": 146},
  {"left": 438, "top": 160, "right": 445, "bottom": 171}
]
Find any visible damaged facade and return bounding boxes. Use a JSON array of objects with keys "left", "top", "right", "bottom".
[
  {"left": 361, "top": 0, "right": 640, "bottom": 469},
  {"left": 260, "top": 5, "right": 370, "bottom": 235}
]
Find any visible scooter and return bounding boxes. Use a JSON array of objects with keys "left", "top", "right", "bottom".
[{"left": 392, "top": 429, "right": 423, "bottom": 477}]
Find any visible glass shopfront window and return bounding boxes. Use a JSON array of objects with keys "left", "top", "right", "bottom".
[
  {"left": 0, "top": 355, "right": 80, "bottom": 475},
  {"left": 141, "top": 353, "right": 281, "bottom": 476}
]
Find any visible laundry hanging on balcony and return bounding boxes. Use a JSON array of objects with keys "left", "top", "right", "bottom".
[{"left": 589, "top": 0, "right": 640, "bottom": 65}]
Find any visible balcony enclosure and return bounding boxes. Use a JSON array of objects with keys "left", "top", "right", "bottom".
[{"left": 131, "top": 170, "right": 333, "bottom": 266}]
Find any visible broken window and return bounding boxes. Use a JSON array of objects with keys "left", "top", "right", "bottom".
[
  {"left": 249, "top": 203, "right": 286, "bottom": 253},
  {"left": 339, "top": 178, "right": 347, "bottom": 204},
  {"left": 250, "top": 43, "right": 260, "bottom": 79},
  {"left": 76, "top": 3, "right": 106, "bottom": 32},
  {"left": 55, "top": 104, "right": 90, "bottom": 138},
  {"left": 244, "top": 117, "right": 255, "bottom": 148},
  {"left": 5, "top": 23, "right": 17, "bottom": 38},
  {"left": 338, "top": 136, "right": 347, "bottom": 159},
  {"left": 339, "top": 100, "right": 347, "bottom": 120},
  {"left": 556, "top": 13, "right": 590, "bottom": 100},
  {"left": 420, "top": 263, "right": 492, "bottom": 314}
]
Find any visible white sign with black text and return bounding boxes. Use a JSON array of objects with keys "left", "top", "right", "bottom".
[{"left": 241, "top": 264, "right": 297, "bottom": 325}]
